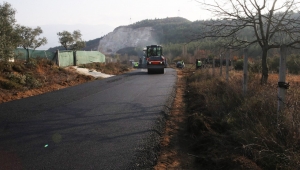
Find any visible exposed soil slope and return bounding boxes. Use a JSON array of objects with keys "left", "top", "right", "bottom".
[
  {"left": 0, "top": 66, "right": 92, "bottom": 104},
  {"left": 0, "top": 60, "right": 130, "bottom": 104}
]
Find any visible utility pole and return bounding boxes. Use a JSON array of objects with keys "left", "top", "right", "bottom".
[
  {"left": 226, "top": 48, "right": 230, "bottom": 82},
  {"left": 243, "top": 48, "right": 248, "bottom": 96},
  {"left": 219, "top": 54, "right": 222, "bottom": 76},
  {"left": 277, "top": 45, "right": 289, "bottom": 115}
]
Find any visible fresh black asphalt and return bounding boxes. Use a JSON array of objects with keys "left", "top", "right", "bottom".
[{"left": 0, "top": 68, "right": 177, "bottom": 170}]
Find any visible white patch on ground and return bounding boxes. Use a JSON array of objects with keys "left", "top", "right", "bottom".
[{"left": 68, "top": 66, "right": 115, "bottom": 78}]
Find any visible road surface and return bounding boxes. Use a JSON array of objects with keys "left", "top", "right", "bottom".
[{"left": 0, "top": 68, "right": 176, "bottom": 170}]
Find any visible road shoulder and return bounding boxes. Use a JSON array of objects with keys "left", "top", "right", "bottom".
[{"left": 154, "top": 69, "right": 197, "bottom": 169}]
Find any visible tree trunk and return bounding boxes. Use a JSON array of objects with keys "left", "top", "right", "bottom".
[
  {"left": 261, "top": 49, "right": 268, "bottom": 84},
  {"left": 26, "top": 48, "right": 30, "bottom": 62},
  {"left": 226, "top": 51, "right": 229, "bottom": 82}
]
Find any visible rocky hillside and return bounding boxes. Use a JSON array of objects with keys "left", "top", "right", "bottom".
[
  {"left": 98, "top": 27, "right": 155, "bottom": 55},
  {"left": 98, "top": 17, "right": 204, "bottom": 55}
]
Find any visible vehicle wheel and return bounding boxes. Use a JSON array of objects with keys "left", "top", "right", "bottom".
[
  {"left": 160, "top": 69, "right": 164, "bottom": 74},
  {"left": 147, "top": 69, "right": 152, "bottom": 74}
]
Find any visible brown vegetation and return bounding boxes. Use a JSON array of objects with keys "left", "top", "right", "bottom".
[
  {"left": 154, "top": 64, "right": 300, "bottom": 169},
  {"left": 154, "top": 69, "right": 197, "bottom": 169},
  {"left": 78, "top": 62, "right": 130, "bottom": 75},
  {"left": 0, "top": 59, "right": 131, "bottom": 104},
  {"left": 182, "top": 68, "right": 300, "bottom": 169}
]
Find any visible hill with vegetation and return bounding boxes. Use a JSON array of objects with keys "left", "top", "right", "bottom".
[
  {"left": 48, "top": 17, "right": 205, "bottom": 55},
  {"left": 128, "top": 17, "right": 201, "bottom": 44}
]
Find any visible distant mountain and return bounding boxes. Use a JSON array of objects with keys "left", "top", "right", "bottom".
[{"left": 127, "top": 17, "right": 202, "bottom": 44}]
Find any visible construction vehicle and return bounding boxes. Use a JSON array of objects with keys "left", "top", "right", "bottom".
[{"left": 143, "top": 45, "right": 166, "bottom": 74}]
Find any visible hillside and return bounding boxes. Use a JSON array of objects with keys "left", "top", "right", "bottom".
[
  {"left": 48, "top": 17, "right": 206, "bottom": 55},
  {"left": 128, "top": 17, "right": 198, "bottom": 44},
  {"left": 114, "top": 17, "right": 205, "bottom": 45}
]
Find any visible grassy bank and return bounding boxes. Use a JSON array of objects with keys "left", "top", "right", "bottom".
[{"left": 185, "top": 68, "right": 300, "bottom": 169}]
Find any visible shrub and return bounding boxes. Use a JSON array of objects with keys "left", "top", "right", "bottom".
[
  {"left": 6, "top": 72, "right": 26, "bottom": 85},
  {"left": 0, "top": 79, "right": 21, "bottom": 89},
  {"left": 268, "top": 56, "right": 280, "bottom": 73},
  {"left": 36, "top": 57, "right": 53, "bottom": 67},
  {"left": 0, "top": 62, "right": 13, "bottom": 72},
  {"left": 12, "top": 63, "right": 26, "bottom": 72},
  {"left": 25, "top": 73, "right": 41, "bottom": 88},
  {"left": 249, "top": 60, "right": 261, "bottom": 73},
  {"left": 185, "top": 69, "right": 300, "bottom": 169},
  {"left": 25, "top": 58, "right": 37, "bottom": 69},
  {"left": 234, "top": 59, "right": 244, "bottom": 70},
  {"left": 286, "top": 55, "right": 300, "bottom": 74},
  {"left": 120, "top": 65, "right": 130, "bottom": 72},
  {"left": 266, "top": 54, "right": 300, "bottom": 74}
]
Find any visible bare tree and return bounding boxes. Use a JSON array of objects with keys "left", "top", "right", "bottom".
[{"left": 196, "top": 0, "right": 300, "bottom": 84}]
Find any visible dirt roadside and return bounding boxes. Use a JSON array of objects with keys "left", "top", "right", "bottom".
[{"left": 154, "top": 69, "right": 197, "bottom": 170}]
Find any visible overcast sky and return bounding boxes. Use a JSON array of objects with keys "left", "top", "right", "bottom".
[
  {"left": 8, "top": 0, "right": 208, "bottom": 26},
  {"left": 5, "top": 0, "right": 212, "bottom": 49}
]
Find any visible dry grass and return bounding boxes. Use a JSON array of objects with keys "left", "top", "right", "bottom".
[
  {"left": 79, "top": 62, "right": 131, "bottom": 75},
  {"left": 185, "top": 67, "right": 300, "bottom": 169}
]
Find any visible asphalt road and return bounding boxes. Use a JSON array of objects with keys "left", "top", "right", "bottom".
[{"left": 0, "top": 68, "right": 177, "bottom": 170}]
